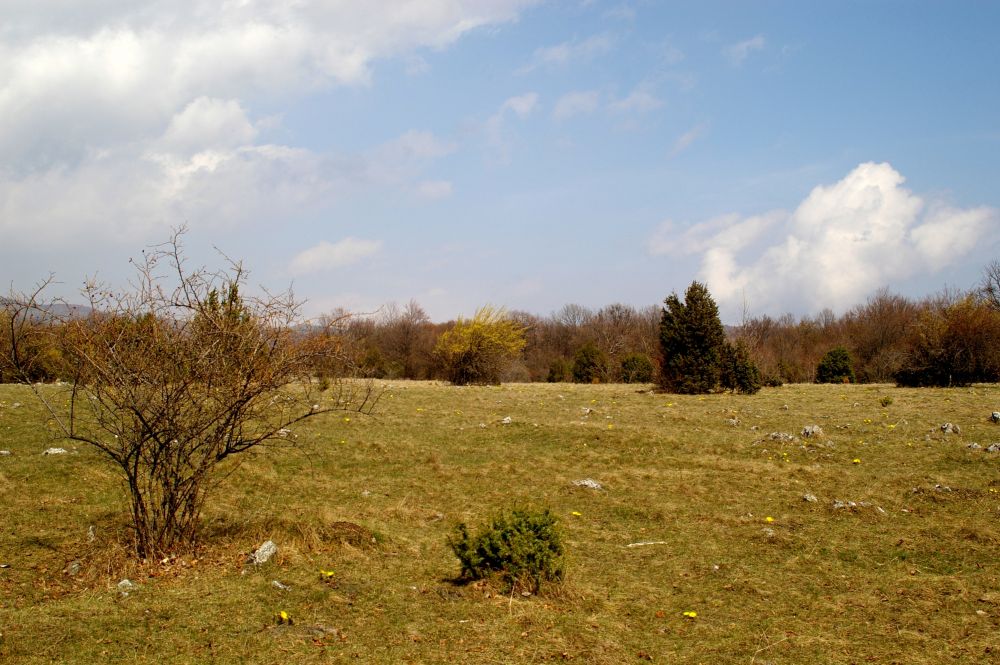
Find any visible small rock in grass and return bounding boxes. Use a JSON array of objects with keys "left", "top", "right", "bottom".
[
  {"left": 271, "top": 580, "right": 291, "bottom": 591},
  {"left": 726, "top": 417, "right": 740, "bottom": 427},
  {"left": 0, "top": 450, "right": 11, "bottom": 456},
  {"left": 968, "top": 442, "right": 982, "bottom": 450},
  {"left": 987, "top": 444, "right": 1000, "bottom": 453},
  {"left": 117, "top": 579, "right": 138, "bottom": 596},
  {"left": 769, "top": 432, "right": 797, "bottom": 442},
  {"left": 572, "top": 478, "right": 604, "bottom": 490},
  {"left": 801, "top": 425, "right": 823, "bottom": 438},
  {"left": 43, "top": 447, "right": 68, "bottom": 455},
  {"left": 832, "top": 499, "right": 858, "bottom": 510},
  {"left": 87, "top": 525, "right": 96, "bottom": 542},
  {"left": 992, "top": 412, "right": 1000, "bottom": 423},
  {"left": 247, "top": 540, "right": 278, "bottom": 566},
  {"left": 501, "top": 416, "right": 512, "bottom": 425},
  {"left": 802, "top": 493, "right": 818, "bottom": 503},
  {"left": 941, "top": 423, "right": 960, "bottom": 435},
  {"left": 762, "top": 528, "right": 776, "bottom": 538},
  {"left": 64, "top": 560, "right": 81, "bottom": 576}
]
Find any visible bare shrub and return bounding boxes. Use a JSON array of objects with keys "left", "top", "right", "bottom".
[{"left": 4, "top": 231, "right": 379, "bottom": 558}]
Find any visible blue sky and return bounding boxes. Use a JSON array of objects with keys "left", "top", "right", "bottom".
[{"left": 2, "top": 1, "right": 998, "bottom": 322}]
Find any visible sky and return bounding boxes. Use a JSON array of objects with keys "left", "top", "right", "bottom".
[{"left": 2, "top": 0, "right": 999, "bottom": 323}]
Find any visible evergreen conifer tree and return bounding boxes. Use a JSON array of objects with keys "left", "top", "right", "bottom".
[{"left": 659, "top": 281, "right": 726, "bottom": 394}]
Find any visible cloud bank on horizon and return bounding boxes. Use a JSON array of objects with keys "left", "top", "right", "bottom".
[
  {"left": 649, "top": 162, "right": 999, "bottom": 319},
  {"left": 1, "top": 1, "right": 998, "bottom": 321}
]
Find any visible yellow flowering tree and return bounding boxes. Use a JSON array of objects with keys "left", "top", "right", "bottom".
[{"left": 435, "top": 306, "right": 526, "bottom": 385}]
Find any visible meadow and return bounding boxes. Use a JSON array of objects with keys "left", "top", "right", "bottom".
[{"left": 1, "top": 380, "right": 998, "bottom": 664}]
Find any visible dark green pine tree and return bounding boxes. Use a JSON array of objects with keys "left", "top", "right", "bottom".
[{"left": 659, "top": 281, "right": 727, "bottom": 394}]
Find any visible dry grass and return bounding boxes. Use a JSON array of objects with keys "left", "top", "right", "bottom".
[{"left": 1, "top": 381, "right": 999, "bottom": 663}]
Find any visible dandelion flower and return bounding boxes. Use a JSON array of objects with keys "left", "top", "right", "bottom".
[
  {"left": 682, "top": 611, "right": 697, "bottom": 618},
  {"left": 852, "top": 458, "right": 861, "bottom": 464},
  {"left": 765, "top": 516, "right": 774, "bottom": 523},
  {"left": 571, "top": 511, "right": 582, "bottom": 517}
]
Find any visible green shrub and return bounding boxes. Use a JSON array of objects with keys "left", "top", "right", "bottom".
[
  {"left": 448, "top": 507, "right": 565, "bottom": 593},
  {"left": 720, "top": 340, "right": 762, "bottom": 394},
  {"left": 816, "top": 347, "right": 855, "bottom": 383},
  {"left": 572, "top": 342, "right": 607, "bottom": 384},
  {"left": 546, "top": 358, "right": 572, "bottom": 383},
  {"left": 620, "top": 352, "right": 654, "bottom": 384},
  {"left": 879, "top": 396, "right": 893, "bottom": 407}
]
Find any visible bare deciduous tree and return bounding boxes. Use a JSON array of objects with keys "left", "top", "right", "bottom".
[{"left": 4, "top": 231, "right": 379, "bottom": 558}]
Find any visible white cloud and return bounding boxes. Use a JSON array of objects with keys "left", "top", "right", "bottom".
[
  {"left": 724, "top": 34, "right": 765, "bottom": 66},
  {"left": 648, "top": 162, "right": 1000, "bottom": 318},
  {"left": 500, "top": 92, "right": 540, "bottom": 117},
  {"left": 668, "top": 122, "right": 708, "bottom": 157},
  {"left": 414, "top": 180, "right": 454, "bottom": 200},
  {"left": 521, "top": 33, "right": 614, "bottom": 71},
  {"left": 485, "top": 92, "right": 539, "bottom": 163},
  {"left": 609, "top": 87, "right": 664, "bottom": 114},
  {"left": 553, "top": 90, "right": 601, "bottom": 120},
  {"left": 0, "top": 1, "right": 536, "bottom": 245},
  {"left": 289, "top": 238, "right": 382, "bottom": 276}
]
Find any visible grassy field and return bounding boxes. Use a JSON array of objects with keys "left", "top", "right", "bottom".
[{"left": 1, "top": 380, "right": 999, "bottom": 664}]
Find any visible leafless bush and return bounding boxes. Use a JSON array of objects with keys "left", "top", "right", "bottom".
[{"left": 5, "top": 231, "right": 379, "bottom": 558}]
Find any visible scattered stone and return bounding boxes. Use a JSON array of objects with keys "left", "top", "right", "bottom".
[
  {"left": 501, "top": 416, "right": 512, "bottom": 425},
  {"left": 247, "top": 540, "right": 278, "bottom": 566},
  {"left": 801, "top": 425, "right": 824, "bottom": 438},
  {"left": 992, "top": 412, "right": 1000, "bottom": 423},
  {"left": 726, "top": 417, "right": 740, "bottom": 427},
  {"left": 781, "top": 405, "right": 789, "bottom": 410},
  {"left": 832, "top": 499, "right": 857, "bottom": 510},
  {"left": 987, "top": 444, "right": 1000, "bottom": 453},
  {"left": 941, "top": 423, "right": 960, "bottom": 435},
  {"left": 802, "top": 493, "right": 818, "bottom": 503},
  {"left": 271, "top": 580, "right": 291, "bottom": 591},
  {"left": 768, "top": 432, "right": 797, "bottom": 442},
  {"left": 277, "top": 428, "right": 292, "bottom": 438},
  {"left": 43, "top": 447, "right": 68, "bottom": 455},
  {"left": 87, "top": 525, "right": 96, "bottom": 542},
  {"left": 762, "top": 528, "right": 776, "bottom": 538},
  {"left": 933, "top": 484, "right": 952, "bottom": 492},
  {"left": 64, "top": 560, "right": 81, "bottom": 576},
  {"left": 11, "top": 402, "right": 21, "bottom": 408},
  {"left": 581, "top": 408, "right": 593, "bottom": 415},
  {"left": 572, "top": 478, "right": 604, "bottom": 491},
  {"left": 968, "top": 443, "right": 983, "bottom": 450},
  {"left": 625, "top": 541, "right": 669, "bottom": 548},
  {"left": 478, "top": 423, "right": 486, "bottom": 429},
  {"left": 117, "top": 579, "right": 138, "bottom": 596},
  {"left": 0, "top": 450, "right": 11, "bottom": 456}
]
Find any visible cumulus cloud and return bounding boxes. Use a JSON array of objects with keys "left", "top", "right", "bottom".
[
  {"left": 552, "top": 90, "right": 601, "bottom": 120},
  {"left": 724, "top": 34, "right": 765, "bottom": 66},
  {"left": 289, "top": 238, "right": 382, "bottom": 276},
  {"left": 648, "top": 162, "right": 1000, "bottom": 318},
  {"left": 0, "top": 1, "right": 535, "bottom": 245}
]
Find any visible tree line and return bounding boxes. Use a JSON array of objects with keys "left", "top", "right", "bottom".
[{"left": 6, "top": 262, "right": 1000, "bottom": 390}]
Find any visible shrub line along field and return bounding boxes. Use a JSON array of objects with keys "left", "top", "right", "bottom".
[{"left": 1, "top": 381, "right": 999, "bottom": 663}]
